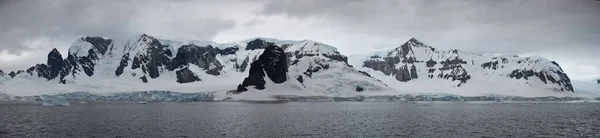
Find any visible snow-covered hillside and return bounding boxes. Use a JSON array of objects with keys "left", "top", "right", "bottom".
[
  {"left": 0, "top": 34, "right": 393, "bottom": 99},
  {"left": 351, "top": 38, "right": 575, "bottom": 97}
]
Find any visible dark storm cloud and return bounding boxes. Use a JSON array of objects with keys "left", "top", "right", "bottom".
[
  {"left": 260, "top": 0, "right": 600, "bottom": 54},
  {"left": 0, "top": 0, "right": 237, "bottom": 55}
]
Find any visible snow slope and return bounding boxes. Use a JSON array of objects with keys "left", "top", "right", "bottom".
[{"left": 0, "top": 34, "right": 394, "bottom": 100}]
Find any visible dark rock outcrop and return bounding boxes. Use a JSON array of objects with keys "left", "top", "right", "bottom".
[
  {"left": 245, "top": 39, "right": 270, "bottom": 50},
  {"left": 0, "top": 69, "right": 4, "bottom": 76},
  {"left": 115, "top": 53, "right": 129, "bottom": 76},
  {"left": 8, "top": 71, "right": 17, "bottom": 78},
  {"left": 356, "top": 86, "right": 364, "bottom": 92},
  {"left": 217, "top": 46, "right": 239, "bottom": 55},
  {"left": 236, "top": 44, "right": 288, "bottom": 92},
  {"left": 176, "top": 67, "right": 201, "bottom": 83},
  {"left": 140, "top": 76, "right": 148, "bottom": 83},
  {"left": 597, "top": 79, "right": 600, "bottom": 84},
  {"left": 296, "top": 75, "right": 303, "bottom": 84},
  {"left": 169, "top": 44, "right": 223, "bottom": 75}
]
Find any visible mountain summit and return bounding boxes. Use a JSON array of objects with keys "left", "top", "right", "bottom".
[{"left": 356, "top": 38, "right": 573, "bottom": 96}]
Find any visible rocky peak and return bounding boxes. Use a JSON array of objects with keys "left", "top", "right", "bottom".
[
  {"left": 0, "top": 69, "right": 4, "bottom": 76},
  {"left": 246, "top": 39, "right": 270, "bottom": 50},
  {"left": 8, "top": 71, "right": 21, "bottom": 78},
  {"left": 597, "top": 79, "right": 599, "bottom": 84},
  {"left": 406, "top": 37, "right": 427, "bottom": 47},
  {"left": 46, "top": 48, "right": 65, "bottom": 79},
  {"left": 285, "top": 40, "right": 349, "bottom": 64}
]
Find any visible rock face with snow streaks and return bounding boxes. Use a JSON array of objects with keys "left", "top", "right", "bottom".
[
  {"left": 359, "top": 38, "right": 574, "bottom": 93},
  {"left": 237, "top": 44, "right": 288, "bottom": 92}
]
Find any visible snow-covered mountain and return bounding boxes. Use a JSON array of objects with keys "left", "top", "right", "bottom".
[
  {"left": 0, "top": 35, "right": 585, "bottom": 98},
  {"left": 352, "top": 38, "right": 575, "bottom": 97},
  {"left": 0, "top": 34, "right": 392, "bottom": 97}
]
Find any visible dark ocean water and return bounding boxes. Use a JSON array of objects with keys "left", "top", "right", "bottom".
[{"left": 0, "top": 101, "right": 599, "bottom": 138}]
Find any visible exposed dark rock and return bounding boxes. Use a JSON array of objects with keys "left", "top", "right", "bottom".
[
  {"left": 509, "top": 69, "right": 573, "bottom": 92},
  {"left": 46, "top": 48, "right": 64, "bottom": 79},
  {"left": 83, "top": 36, "right": 112, "bottom": 55},
  {"left": 358, "top": 71, "right": 372, "bottom": 77},
  {"left": 297, "top": 75, "right": 303, "bottom": 83},
  {"left": 395, "top": 66, "right": 412, "bottom": 82},
  {"left": 322, "top": 53, "right": 349, "bottom": 64},
  {"left": 245, "top": 39, "right": 269, "bottom": 50},
  {"left": 237, "top": 44, "right": 288, "bottom": 92},
  {"left": 115, "top": 53, "right": 129, "bottom": 76},
  {"left": 258, "top": 45, "right": 288, "bottom": 83},
  {"left": 0, "top": 69, "right": 4, "bottom": 76},
  {"left": 426, "top": 59, "right": 437, "bottom": 68},
  {"left": 176, "top": 67, "right": 201, "bottom": 83},
  {"left": 236, "top": 84, "right": 248, "bottom": 92},
  {"left": 8, "top": 71, "right": 17, "bottom": 78},
  {"left": 356, "top": 86, "right": 364, "bottom": 92},
  {"left": 237, "top": 57, "right": 249, "bottom": 72},
  {"left": 140, "top": 76, "right": 148, "bottom": 83},
  {"left": 363, "top": 60, "right": 396, "bottom": 76},
  {"left": 410, "top": 65, "right": 418, "bottom": 79},
  {"left": 597, "top": 79, "right": 600, "bottom": 84},
  {"left": 217, "top": 46, "right": 239, "bottom": 55},
  {"left": 481, "top": 61, "right": 499, "bottom": 70},
  {"left": 169, "top": 44, "right": 223, "bottom": 75}
]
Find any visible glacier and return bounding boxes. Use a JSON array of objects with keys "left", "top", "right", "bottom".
[
  {"left": 41, "top": 95, "right": 70, "bottom": 106},
  {"left": 0, "top": 91, "right": 596, "bottom": 102}
]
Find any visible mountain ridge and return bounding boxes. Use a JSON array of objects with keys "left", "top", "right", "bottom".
[
  {"left": 354, "top": 38, "right": 574, "bottom": 96},
  {"left": 0, "top": 34, "right": 578, "bottom": 97},
  {"left": 0, "top": 34, "right": 392, "bottom": 97}
]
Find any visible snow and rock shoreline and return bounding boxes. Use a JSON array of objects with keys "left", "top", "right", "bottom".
[{"left": 1, "top": 91, "right": 598, "bottom": 102}]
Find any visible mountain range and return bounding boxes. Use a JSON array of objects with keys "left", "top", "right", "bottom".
[{"left": 0, "top": 34, "right": 592, "bottom": 98}]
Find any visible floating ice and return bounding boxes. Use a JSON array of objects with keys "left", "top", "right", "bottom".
[{"left": 41, "top": 95, "right": 70, "bottom": 106}]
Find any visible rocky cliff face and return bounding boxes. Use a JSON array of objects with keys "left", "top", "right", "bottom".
[
  {"left": 358, "top": 38, "right": 574, "bottom": 93},
  {"left": 236, "top": 44, "right": 288, "bottom": 92}
]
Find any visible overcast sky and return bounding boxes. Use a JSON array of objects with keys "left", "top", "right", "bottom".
[{"left": 0, "top": 0, "right": 599, "bottom": 79}]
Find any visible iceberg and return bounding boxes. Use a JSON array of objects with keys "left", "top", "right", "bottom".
[{"left": 41, "top": 95, "right": 70, "bottom": 106}]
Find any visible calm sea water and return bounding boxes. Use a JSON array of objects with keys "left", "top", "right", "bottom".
[{"left": 0, "top": 101, "right": 599, "bottom": 138}]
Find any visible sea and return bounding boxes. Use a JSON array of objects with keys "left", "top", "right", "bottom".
[{"left": 0, "top": 101, "right": 599, "bottom": 137}]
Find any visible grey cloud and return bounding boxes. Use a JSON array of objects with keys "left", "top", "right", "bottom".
[
  {"left": 0, "top": 0, "right": 237, "bottom": 55},
  {"left": 260, "top": 0, "right": 600, "bottom": 54},
  {"left": 259, "top": 0, "right": 600, "bottom": 78}
]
